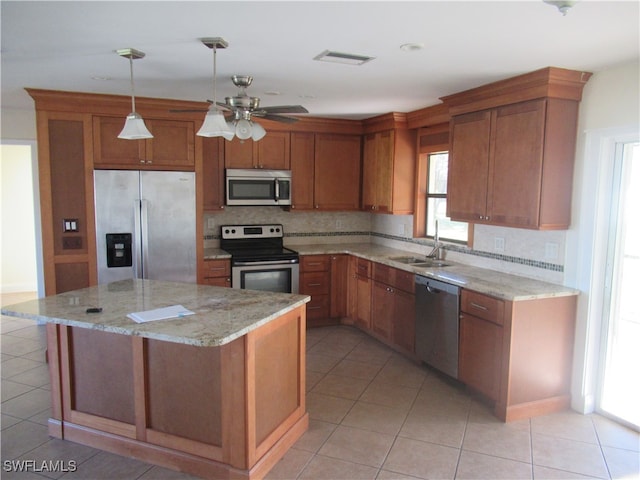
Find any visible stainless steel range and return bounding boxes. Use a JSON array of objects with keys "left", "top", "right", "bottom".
[{"left": 220, "top": 224, "right": 299, "bottom": 293}]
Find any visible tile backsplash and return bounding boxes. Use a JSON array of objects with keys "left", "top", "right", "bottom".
[{"left": 204, "top": 208, "right": 567, "bottom": 284}]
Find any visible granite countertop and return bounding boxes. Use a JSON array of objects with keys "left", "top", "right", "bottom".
[
  {"left": 290, "top": 243, "right": 578, "bottom": 301},
  {"left": 0, "top": 279, "right": 310, "bottom": 347}
]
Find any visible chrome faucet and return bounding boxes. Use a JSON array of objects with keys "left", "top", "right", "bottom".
[{"left": 427, "top": 220, "right": 443, "bottom": 259}]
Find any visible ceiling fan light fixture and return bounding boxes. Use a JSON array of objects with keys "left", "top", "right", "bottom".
[
  {"left": 235, "top": 118, "right": 253, "bottom": 140},
  {"left": 251, "top": 121, "right": 266, "bottom": 141},
  {"left": 543, "top": 0, "right": 577, "bottom": 15},
  {"left": 116, "top": 48, "right": 153, "bottom": 140}
]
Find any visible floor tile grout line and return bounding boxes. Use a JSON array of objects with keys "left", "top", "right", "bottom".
[{"left": 590, "top": 415, "right": 614, "bottom": 480}]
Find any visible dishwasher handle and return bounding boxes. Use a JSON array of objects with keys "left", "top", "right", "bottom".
[{"left": 426, "top": 285, "right": 441, "bottom": 294}]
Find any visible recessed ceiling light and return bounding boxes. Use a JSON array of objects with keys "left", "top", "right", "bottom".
[
  {"left": 400, "top": 43, "right": 424, "bottom": 52},
  {"left": 264, "top": 91, "right": 281, "bottom": 96},
  {"left": 313, "top": 50, "right": 375, "bottom": 66}
]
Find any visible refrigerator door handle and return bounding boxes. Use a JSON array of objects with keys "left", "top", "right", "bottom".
[
  {"left": 133, "top": 199, "right": 143, "bottom": 279},
  {"left": 140, "top": 199, "right": 150, "bottom": 279}
]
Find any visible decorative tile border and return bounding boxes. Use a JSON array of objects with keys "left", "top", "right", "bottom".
[{"left": 204, "top": 231, "right": 563, "bottom": 272}]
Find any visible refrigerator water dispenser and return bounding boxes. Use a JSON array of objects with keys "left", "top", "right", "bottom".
[{"left": 106, "top": 233, "right": 132, "bottom": 268}]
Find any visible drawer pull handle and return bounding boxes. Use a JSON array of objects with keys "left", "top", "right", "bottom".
[
  {"left": 308, "top": 283, "right": 322, "bottom": 287},
  {"left": 308, "top": 306, "right": 322, "bottom": 310},
  {"left": 470, "top": 302, "right": 489, "bottom": 311}
]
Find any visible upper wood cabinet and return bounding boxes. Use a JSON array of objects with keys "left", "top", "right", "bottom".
[
  {"left": 93, "top": 116, "right": 195, "bottom": 170},
  {"left": 201, "top": 137, "right": 225, "bottom": 211},
  {"left": 362, "top": 128, "right": 416, "bottom": 214},
  {"left": 313, "top": 134, "right": 362, "bottom": 211},
  {"left": 448, "top": 99, "right": 579, "bottom": 229},
  {"left": 290, "top": 132, "right": 316, "bottom": 210},
  {"left": 442, "top": 67, "right": 591, "bottom": 230},
  {"left": 223, "top": 131, "right": 290, "bottom": 169}
]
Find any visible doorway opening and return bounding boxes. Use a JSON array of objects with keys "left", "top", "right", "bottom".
[{"left": 597, "top": 141, "right": 639, "bottom": 430}]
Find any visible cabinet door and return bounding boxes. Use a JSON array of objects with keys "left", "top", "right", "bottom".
[
  {"left": 459, "top": 313, "right": 503, "bottom": 400},
  {"left": 202, "top": 137, "right": 225, "bottom": 211},
  {"left": 313, "top": 134, "right": 361, "bottom": 210},
  {"left": 257, "top": 131, "right": 290, "bottom": 169},
  {"left": 330, "top": 254, "right": 349, "bottom": 318},
  {"left": 447, "top": 110, "right": 491, "bottom": 222},
  {"left": 224, "top": 137, "right": 255, "bottom": 168},
  {"left": 290, "top": 132, "right": 315, "bottom": 210},
  {"left": 355, "top": 274, "right": 372, "bottom": 330},
  {"left": 146, "top": 119, "right": 195, "bottom": 168},
  {"left": 374, "top": 130, "right": 393, "bottom": 213},
  {"left": 371, "top": 281, "right": 393, "bottom": 340},
  {"left": 393, "top": 289, "right": 415, "bottom": 353},
  {"left": 488, "top": 100, "right": 545, "bottom": 227},
  {"left": 362, "top": 133, "right": 377, "bottom": 211},
  {"left": 93, "top": 116, "right": 145, "bottom": 167}
]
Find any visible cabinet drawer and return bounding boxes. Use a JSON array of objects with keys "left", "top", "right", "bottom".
[
  {"left": 306, "top": 294, "right": 330, "bottom": 319},
  {"left": 301, "top": 255, "right": 330, "bottom": 272},
  {"left": 300, "top": 271, "right": 330, "bottom": 295},
  {"left": 461, "top": 290, "right": 504, "bottom": 325},
  {"left": 202, "top": 277, "right": 231, "bottom": 288},
  {"left": 372, "top": 263, "right": 414, "bottom": 293},
  {"left": 202, "top": 259, "right": 230, "bottom": 277},
  {"left": 356, "top": 258, "right": 371, "bottom": 277}
]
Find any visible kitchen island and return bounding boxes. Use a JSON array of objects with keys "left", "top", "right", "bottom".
[{"left": 1, "top": 279, "right": 310, "bottom": 480}]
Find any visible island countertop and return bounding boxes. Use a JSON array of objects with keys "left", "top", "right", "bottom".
[{"left": 1, "top": 279, "right": 310, "bottom": 347}]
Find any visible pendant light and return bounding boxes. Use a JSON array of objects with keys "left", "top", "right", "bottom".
[
  {"left": 196, "top": 38, "right": 235, "bottom": 139},
  {"left": 117, "top": 48, "right": 153, "bottom": 140}
]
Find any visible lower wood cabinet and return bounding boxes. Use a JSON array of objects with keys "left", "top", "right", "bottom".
[
  {"left": 370, "top": 262, "right": 415, "bottom": 354},
  {"left": 300, "top": 255, "right": 332, "bottom": 326},
  {"left": 199, "top": 259, "right": 231, "bottom": 287},
  {"left": 347, "top": 257, "right": 372, "bottom": 330}
]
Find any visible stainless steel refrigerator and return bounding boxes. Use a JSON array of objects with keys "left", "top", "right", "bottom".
[{"left": 94, "top": 170, "right": 196, "bottom": 285}]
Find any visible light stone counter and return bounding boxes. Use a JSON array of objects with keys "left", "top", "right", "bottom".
[
  {"left": 1, "top": 279, "right": 310, "bottom": 347},
  {"left": 203, "top": 247, "right": 231, "bottom": 260},
  {"left": 291, "top": 243, "right": 577, "bottom": 301}
]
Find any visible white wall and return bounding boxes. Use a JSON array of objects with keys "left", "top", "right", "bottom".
[
  {"left": 565, "top": 60, "right": 640, "bottom": 414},
  {"left": 1, "top": 143, "right": 39, "bottom": 293}
]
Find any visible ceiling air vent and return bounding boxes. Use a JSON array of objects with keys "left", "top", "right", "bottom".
[{"left": 313, "top": 50, "right": 375, "bottom": 66}]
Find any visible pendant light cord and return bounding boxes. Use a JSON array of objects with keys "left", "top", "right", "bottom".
[{"left": 129, "top": 55, "right": 136, "bottom": 113}]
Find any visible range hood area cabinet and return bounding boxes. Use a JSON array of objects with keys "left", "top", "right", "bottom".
[
  {"left": 443, "top": 67, "right": 592, "bottom": 230},
  {"left": 362, "top": 125, "right": 416, "bottom": 215},
  {"left": 224, "top": 131, "right": 291, "bottom": 170},
  {"left": 93, "top": 116, "right": 195, "bottom": 170}
]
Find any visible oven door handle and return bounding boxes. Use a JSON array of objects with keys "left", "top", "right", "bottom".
[{"left": 233, "top": 259, "right": 298, "bottom": 266}]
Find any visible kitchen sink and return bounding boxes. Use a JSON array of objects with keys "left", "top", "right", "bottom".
[{"left": 388, "top": 256, "right": 451, "bottom": 268}]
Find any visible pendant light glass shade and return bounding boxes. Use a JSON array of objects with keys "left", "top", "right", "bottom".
[
  {"left": 234, "top": 118, "right": 252, "bottom": 140},
  {"left": 197, "top": 105, "right": 235, "bottom": 139},
  {"left": 117, "top": 48, "right": 153, "bottom": 140},
  {"left": 119, "top": 112, "right": 153, "bottom": 139}
]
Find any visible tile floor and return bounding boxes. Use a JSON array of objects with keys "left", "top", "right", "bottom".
[{"left": 2, "top": 292, "right": 639, "bottom": 480}]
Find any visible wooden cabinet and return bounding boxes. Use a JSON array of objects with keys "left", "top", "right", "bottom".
[
  {"left": 458, "top": 288, "right": 577, "bottom": 422},
  {"left": 362, "top": 129, "right": 416, "bottom": 214},
  {"left": 330, "top": 254, "right": 349, "bottom": 319},
  {"left": 370, "top": 262, "right": 415, "bottom": 352},
  {"left": 202, "top": 137, "right": 226, "bottom": 211},
  {"left": 224, "top": 131, "right": 290, "bottom": 169},
  {"left": 93, "top": 116, "right": 195, "bottom": 170},
  {"left": 198, "top": 259, "right": 231, "bottom": 287},
  {"left": 444, "top": 67, "right": 591, "bottom": 230},
  {"left": 290, "top": 132, "right": 316, "bottom": 210},
  {"left": 300, "top": 255, "right": 332, "bottom": 326},
  {"left": 313, "top": 134, "right": 362, "bottom": 211},
  {"left": 458, "top": 290, "right": 505, "bottom": 401},
  {"left": 347, "top": 257, "right": 372, "bottom": 330}
]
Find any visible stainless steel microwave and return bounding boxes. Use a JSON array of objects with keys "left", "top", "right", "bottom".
[{"left": 225, "top": 168, "right": 292, "bottom": 206}]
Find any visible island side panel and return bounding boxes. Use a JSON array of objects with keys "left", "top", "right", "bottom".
[
  {"left": 245, "top": 305, "right": 308, "bottom": 470},
  {"left": 46, "top": 323, "right": 64, "bottom": 438}
]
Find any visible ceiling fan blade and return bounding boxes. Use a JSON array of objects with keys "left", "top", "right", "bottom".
[
  {"left": 259, "top": 113, "right": 301, "bottom": 124},
  {"left": 169, "top": 108, "right": 209, "bottom": 113},
  {"left": 258, "top": 105, "right": 309, "bottom": 114}
]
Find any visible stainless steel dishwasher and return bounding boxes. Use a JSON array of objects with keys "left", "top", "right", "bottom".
[{"left": 415, "top": 275, "right": 461, "bottom": 379}]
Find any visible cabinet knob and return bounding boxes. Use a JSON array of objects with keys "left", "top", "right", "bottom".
[
  {"left": 315, "top": 205, "right": 319, "bottom": 209},
  {"left": 291, "top": 205, "right": 296, "bottom": 209}
]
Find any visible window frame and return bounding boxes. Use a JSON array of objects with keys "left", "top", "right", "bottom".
[{"left": 413, "top": 124, "right": 472, "bottom": 246}]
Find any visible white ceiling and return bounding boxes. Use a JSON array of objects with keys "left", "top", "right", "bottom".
[{"left": 1, "top": 1, "right": 638, "bottom": 120}]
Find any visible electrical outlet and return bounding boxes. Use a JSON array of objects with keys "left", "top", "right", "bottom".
[
  {"left": 336, "top": 219, "right": 344, "bottom": 229},
  {"left": 545, "top": 242, "right": 559, "bottom": 260},
  {"left": 207, "top": 217, "right": 216, "bottom": 230},
  {"left": 494, "top": 237, "right": 505, "bottom": 252},
  {"left": 404, "top": 224, "right": 412, "bottom": 238}
]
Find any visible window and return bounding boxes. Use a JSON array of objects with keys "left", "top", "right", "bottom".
[{"left": 425, "top": 151, "right": 468, "bottom": 243}]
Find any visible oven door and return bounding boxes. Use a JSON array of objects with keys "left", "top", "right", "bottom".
[{"left": 232, "top": 260, "right": 299, "bottom": 293}]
